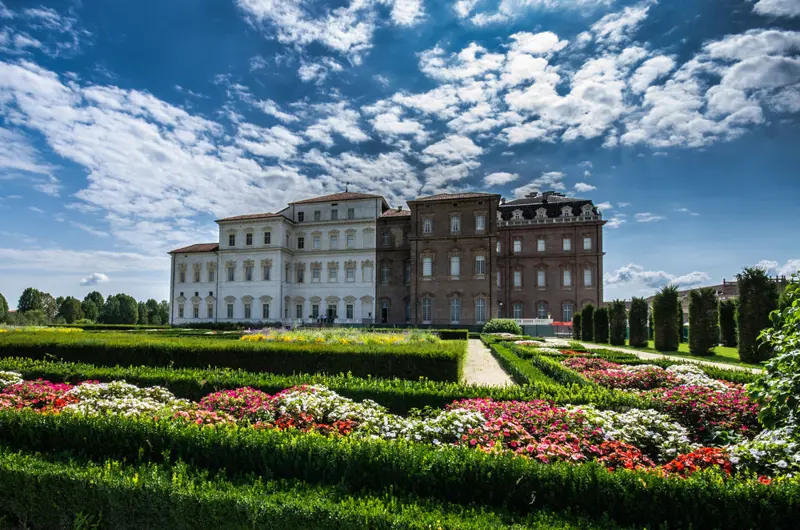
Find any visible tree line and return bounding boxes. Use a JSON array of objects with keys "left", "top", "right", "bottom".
[
  {"left": 571, "top": 266, "right": 793, "bottom": 363},
  {"left": 0, "top": 288, "right": 169, "bottom": 326}
]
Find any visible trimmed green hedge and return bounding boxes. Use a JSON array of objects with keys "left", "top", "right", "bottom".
[
  {"left": 0, "top": 449, "right": 603, "bottom": 530},
  {"left": 0, "top": 411, "right": 796, "bottom": 529},
  {"left": 55, "top": 323, "right": 171, "bottom": 330},
  {"left": 0, "top": 332, "right": 465, "bottom": 382}
]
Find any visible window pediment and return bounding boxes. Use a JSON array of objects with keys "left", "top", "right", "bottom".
[
  {"left": 561, "top": 206, "right": 573, "bottom": 217},
  {"left": 224, "top": 296, "right": 236, "bottom": 303},
  {"left": 241, "top": 295, "right": 254, "bottom": 303},
  {"left": 536, "top": 208, "right": 548, "bottom": 219},
  {"left": 259, "top": 295, "right": 272, "bottom": 303},
  {"left": 261, "top": 259, "right": 272, "bottom": 267}
]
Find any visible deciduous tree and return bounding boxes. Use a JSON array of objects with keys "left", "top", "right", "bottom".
[
  {"left": 58, "top": 297, "right": 84, "bottom": 324},
  {"left": 17, "top": 288, "right": 43, "bottom": 313}
]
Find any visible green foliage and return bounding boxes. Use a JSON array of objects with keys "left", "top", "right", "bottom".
[
  {"left": 593, "top": 307, "right": 609, "bottom": 344},
  {"left": 648, "top": 312, "right": 653, "bottom": 341},
  {"left": 138, "top": 302, "right": 148, "bottom": 325},
  {"left": 0, "top": 332, "right": 466, "bottom": 382},
  {"left": 40, "top": 293, "right": 58, "bottom": 322},
  {"left": 0, "top": 293, "right": 7, "bottom": 323},
  {"left": 652, "top": 286, "right": 680, "bottom": 352},
  {"left": 737, "top": 267, "right": 779, "bottom": 363},
  {"left": 158, "top": 301, "right": 170, "bottom": 325},
  {"left": 99, "top": 296, "right": 121, "bottom": 324},
  {"left": 580, "top": 305, "right": 595, "bottom": 342},
  {"left": 608, "top": 301, "right": 627, "bottom": 346},
  {"left": 80, "top": 300, "right": 99, "bottom": 322},
  {"left": 511, "top": 345, "right": 592, "bottom": 387},
  {"left": 677, "top": 303, "right": 685, "bottom": 343},
  {"left": 56, "top": 323, "right": 171, "bottom": 331},
  {"left": 84, "top": 291, "right": 105, "bottom": 311},
  {"left": 17, "top": 288, "right": 43, "bottom": 313},
  {"left": 482, "top": 319, "right": 522, "bottom": 335},
  {"left": 688, "top": 288, "right": 719, "bottom": 356},
  {"left": 0, "top": 449, "right": 594, "bottom": 530},
  {"left": 572, "top": 314, "right": 581, "bottom": 340},
  {"left": 719, "top": 299, "right": 737, "bottom": 347},
  {"left": 748, "top": 277, "right": 800, "bottom": 430},
  {"left": 0, "top": 411, "right": 796, "bottom": 529},
  {"left": 57, "top": 297, "right": 84, "bottom": 324},
  {"left": 482, "top": 338, "right": 554, "bottom": 386}
]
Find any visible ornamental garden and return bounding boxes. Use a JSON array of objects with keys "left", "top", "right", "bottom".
[{"left": 0, "top": 279, "right": 798, "bottom": 529}]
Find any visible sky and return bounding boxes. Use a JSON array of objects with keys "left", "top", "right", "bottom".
[{"left": 0, "top": 0, "right": 798, "bottom": 308}]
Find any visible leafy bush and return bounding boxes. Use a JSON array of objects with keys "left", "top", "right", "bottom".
[
  {"left": 608, "top": 301, "right": 627, "bottom": 346},
  {"left": 593, "top": 307, "right": 609, "bottom": 344},
  {"left": 652, "top": 286, "right": 680, "bottom": 352},
  {"left": 57, "top": 323, "right": 171, "bottom": 330},
  {"left": 688, "top": 288, "right": 719, "bottom": 356},
  {"left": 482, "top": 319, "right": 522, "bottom": 335},
  {"left": 719, "top": 299, "right": 738, "bottom": 347},
  {"left": 737, "top": 267, "right": 779, "bottom": 363},
  {"left": 572, "top": 314, "right": 581, "bottom": 340},
  {"left": 0, "top": 332, "right": 465, "bottom": 382},
  {"left": 580, "top": 305, "right": 595, "bottom": 342}
]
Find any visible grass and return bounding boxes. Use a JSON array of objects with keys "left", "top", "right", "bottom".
[{"left": 580, "top": 340, "right": 762, "bottom": 369}]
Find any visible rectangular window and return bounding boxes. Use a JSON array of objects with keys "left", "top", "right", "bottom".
[
  {"left": 264, "top": 231, "right": 271, "bottom": 245},
  {"left": 312, "top": 304, "right": 319, "bottom": 319},
  {"left": 422, "top": 298, "right": 432, "bottom": 323},
  {"left": 314, "top": 210, "right": 321, "bottom": 222},
  {"left": 331, "top": 210, "right": 338, "bottom": 221},
  {"left": 563, "top": 303, "right": 573, "bottom": 322},
  {"left": 496, "top": 241, "right": 501, "bottom": 254},
  {"left": 263, "top": 265, "right": 271, "bottom": 281},
  {"left": 228, "top": 234, "right": 235, "bottom": 247},
  {"left": 513, "top": 270, "right": 522, "bottom": 287},
  {"left": 563, "top": 238, "right": 572, "bottom": 251},
  {"left": 513, "top": 303, "right": 523, "bottom": 319},
  {"left": 245, "top": 265, "right": 253, "bottom": 282},
  {"left": 313, "top": 235, "right": 320, "bottom": 249},
  {"left": 330, "top": 235, "right": 339, "bottom": 249},
  {"left": 583, "top": 237, "right": 592, "bottom": 251},
  {"left": 179, "top": 270, "right": 186, "bottom": 283},
  {"left": 296, "top": 304, "right": 303, "bottom": 319},
  {"left": 193, "top": 306, "right": 199, "bottom": 319},
  {"left": 347, "top": 207, "right": 355, "bottom": 220},
  {"left": 208, "top": 269, "right": 215, "bottom": 282},
  {"left": 346, "top": 304, "right": 354, "bottom": 319},
  {"left": 513, "top": 239, "right": 522, "bottom": 253},
  {"left": 246, "top": 233, "right": 253, "bottom": 246},
  {"left": 296, "top": 268, "right": 304, "bottom": 283},
  {"left": 207, "top": 304, "right": 213, "bottom": 319},
  {"left": 285, "top": 265, "right": 290, "bottom": 282},
  {"left": 450, "top": 256, "right": 460, "bottom": 278},
  {"left": 284, "top": 305, "right": 289, "bottom": 318},
  {"left": 346, "top": 234, "right": 355, "bottom": 248},
  {"left": 450, "top": 297, "right": 461, "bottom": 323},
  {"left": 178, "top": 305, "right": 185, "bottom": 319},
  {"left": 564, "top": 269, "right": 572, "bottom": 287},
  {"left": 537, "top": 302, "right": 548, "bottom": 319},
  {"left": 297, "top": 237, "right": 305, "bottom": 250},
  {"left": 381, "top": 231, "right": 391, "bottom": 247},
  {"left": 475, "top": 255, "right": 486, "bottom": 276},
  {"left": 423, "top": 218, "right": 432, "bottom": 234},
  {"left": 404, "top": 262, "right": 411, "bottom": 284},
  {"left": 423, "top": 257, "right": 432, "bottom": 277},
  {"left": 380, "top": 264, "right": 390, "bottom": 284},
  {"left": 312, "top": 267, "right": 321, "bottom": 282},
  {"left": 227, "top": 303, "right": 233, "bottom": 319},
  {"left": 475, "top": 214, "right": 485, "bottom": 232},
  {"left": 345, "top": 267, "right": 354, "bottom": 282},
  {"left": 476, "top": 298, "right": 486, "bottom": 323},
  {"left": 584, "top": 268, "right": 593, "bottom": 287},
  {"left": 244, "top": 303, "right": 251, "bottom": 320},
  {"left": 537, "top": 269, "right": 546, "bottom": 287},
  {"left": 537, "top": 238, "right": 545, "bottom": 252},
  {"left": 227, "top": 267, "right": 234, "bottom": 282},
  {"left": 330, "top": 267, "right": 338, "bottom": 282},
  {"left": 404, "top": 301, "right": 410, "bottom": 322},
  {"left": 450, "top": 214, "right": 460, "bottom": 233},
  {"left": 194, "top": 270, "right": 200, "bottom": 283},
  {"left": 298, "top": 212, "right": 304, "bottom": 222},
  {"left": 262, "top": 303, "right": 269, "bottom": 319},
  {"left": 497, "top": 271, "right": 501, "bottom": 287}
]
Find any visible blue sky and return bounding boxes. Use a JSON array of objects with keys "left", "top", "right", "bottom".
[{"left": 0, "top": 0, "right": 798, "bottom": 307}]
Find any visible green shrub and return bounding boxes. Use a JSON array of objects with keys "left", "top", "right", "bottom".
[
  {"left": 580, "top": 305, "right": 595, "bottom": 342},
  {"left": 572, "top": 314, "right": 581, "bottom": 340},
  {"left": 512, "top": 346, "right": 592, "bottom": 387},
  {"left": 0, "top": 411, "right": 796, "bottom": 529},
  {"left": 608, "top": 301, "right": 627, "bottom": 346},
  {"left": 737, "top": 267, "right": 779, "bottom": 363},
  {"left": 593, "top": 307, "right": 609, "bottom": 344},
  {"left": 56, "top": 323, "right": 171, "bottom": 330},
  {"left": 0, "top": 332, "right": 465, "bottom": 382},
  {"left": 677, "top": 303, "right": 685, "bottom": 343},
  {"left": 719, "top": 299, "right": 738, "bottom": 347},
  {"left": 482, "top": 319, "right": 522, "bottom": 335},
  {"left": 652, "top": 286, "right": 680, "bottom": 352},
  {"left": 688, "top": 288, "right": 719, "bottom": 356},
  {"left": 483, "top": 339, "right": 553, "bottom": 386}
]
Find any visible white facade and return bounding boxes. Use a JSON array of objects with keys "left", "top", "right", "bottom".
[{"left": 169, "top": 194, "right": 385, "bottom": 325}]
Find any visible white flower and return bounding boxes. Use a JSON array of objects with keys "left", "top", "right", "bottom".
[{"left": 777, "top": 460, "right": 788, "bottom": 469}]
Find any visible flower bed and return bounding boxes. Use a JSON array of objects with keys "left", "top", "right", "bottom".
[{"left": 240, "top": 328, "right": 440, "bottom": 346}]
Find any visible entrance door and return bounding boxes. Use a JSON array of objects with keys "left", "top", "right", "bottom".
[
  {"left": 327, "top": 304, "right": 337, "bottom": 322},
  {"left": 380, "top": 302, "right": 389, "bottom": 324}
]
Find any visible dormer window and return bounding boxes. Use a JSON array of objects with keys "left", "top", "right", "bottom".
[
  {"left": 512, "top": 209, "right": 523, "bottom": 220},
  {"left": 581, "top": 204, "right": 593, "bottom": 216},
  {"left": 561, "top": 206, "right": 573, "bottom": 217},
  {"left": 535, "top": 208, "right": 548, "bottom": 219}
]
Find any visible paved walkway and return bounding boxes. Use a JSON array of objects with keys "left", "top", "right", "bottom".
[
  {"left": 463, "top": 339, "right": 515, "bottom": 386},
  {"left": 546, "top": 339, "right": 762, "bottom": 374}
]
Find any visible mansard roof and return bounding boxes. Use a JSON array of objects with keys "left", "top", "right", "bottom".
[
  {"left": 169, "top": 243, "right": 219, "bottom": 254},
  {"left": 499, "top": 192, "right": 598, "bottom": 220},
  {"left": 288, "top": 191, "right": 387, "bottom": 206},
  {"left": 215, "top": 212, "right": 286, "bottom": 223},
  {"left": 410, "top": 192, "right": 499, "bottom": 202}
]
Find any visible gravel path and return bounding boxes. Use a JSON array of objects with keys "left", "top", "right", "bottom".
[
  {"left": 462, "top": 339, "right": 515, "bottom": 386},
  {"left": 546, "top": 339, "right": 762, "bottom": 374}
]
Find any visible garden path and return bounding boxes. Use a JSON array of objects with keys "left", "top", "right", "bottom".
[
  {"left": 463, "top": 339, "right": 515, "bottom": 386},
  {"left": 548, "top": 340, "right": 762, "bottom": 374}
]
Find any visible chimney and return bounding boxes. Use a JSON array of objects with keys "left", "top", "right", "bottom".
[
  {"left": 500, "top": 198, "right": 506, "bottom": 204},
  {"left": 396, "top": 206, "right": 402, "bottom": 211},
  {"left": 525, "top": 192, "right": 538, "bottom": 198}
]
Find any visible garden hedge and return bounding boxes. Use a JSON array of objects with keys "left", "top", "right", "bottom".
[
  {"left": 0, "top": 449, "right": 595, "bottom": 530},
  {"left": 718, "top": 299, "right": 737, "bottom": 347},
  {"left": 572, "top": 314, "right": 581, "bottom": 340},
  {"left": 580, "top": 305, "right": 595, "bottom": 342},
  {"left": 653, "top": 286, "right": 680, "bottom": 352},
  {"left": 0, "top": 333, "right": 465, "bottom": 382},
  {"left": 688, "top": 288, "right": 719, "bottom": 356},
  {"left": 736, "top": 267, "right": 779, "bottom": 363},
  {"left": 608, "top": 300, "right": 627, "bottom": 346},
  {"left": 0, "top": 411, "right": 796, "bottom": 530},
  {"left": 55, "top": 323, "right": 171, "bottom": 331},
  {"left": 593, "top": 307, "right": 609, "bottom": 344}
]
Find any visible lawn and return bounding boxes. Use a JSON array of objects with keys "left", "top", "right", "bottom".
[{"left": 582, "top": 339, "right": 762, "bottom": 369}]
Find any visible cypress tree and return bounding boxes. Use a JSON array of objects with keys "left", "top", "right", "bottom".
[
  {"left": 609, "top": 300, "right": 628, "bottom": 346},
  {"left": 648, "top": 312, "right": 654, "bottom": 341},
  {"left": 677, "top": 303, "right": 685, "bottom": 343},
  {"left": 653, "top": 285, "right": 680, "bottom": 352},
  {"left": 580, "top": 304, "right": 595, "bottom": 342},
  {"left": 688, "top": 287, "right": 719, "bottom": 356},
  {"left": 629, "top": 297, "right": 648, "bottom": 347},
  {"left": 572, "top": 313, "right": 582, "bottom": 340},
  {"left": 594, "top": 307, "right": 609, "bottom": 343},
  {"left": 0, "top": 293, "right": 7, "bottom": 323},
  {"left": 718, "top": 299, "right": 737, "bottom": 347},
  {"left": 737, "top": 267, "right": 778, "bottom": 363}
]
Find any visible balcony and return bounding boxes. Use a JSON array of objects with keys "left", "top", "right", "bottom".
[{"left": 499, "top": 214, "right": 602, "bottom": 227}]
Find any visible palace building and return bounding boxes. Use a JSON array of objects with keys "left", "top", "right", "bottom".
[{"left": 168, "top": 190, "right": 605, "bottom": 327}]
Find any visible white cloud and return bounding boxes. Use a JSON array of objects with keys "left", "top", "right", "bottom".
[
  {"left": 508, "top": 31, "right": 569, "bottom": 56},
  {"left": 384, "top": 0, "right": 425, "bottom": 25},
  {"left": 466, "top": 0, "right": 613, "bottom": 26},
  {"left": 595, "top": 201, "right": 613, "bottom": 211},
  {"left": 629, "top": 55, "right": 675, "bottom": 93},
  {"left": 512, "top": 171, "right": 566, "bottom": 198},
  {"left": 304, "top": 101, "right": 370, "bottom": 146},
  {"left": 753, "top": 0, "right": 800, "bottom": 18},
  {"left": 70, "top": 221, "right": 109, "bottom": 238},
  {"left": 674, "top": 207, "right": 700, "bottom": 216},
  {"left": 28, "top": 206, "right": 44, "bottom": 214},
  {"left": 421, "top": 134, "right": 483, "bottom": 163},
  {"left": 0, "top": 248, "right": 166, "bottom": 273},
  {"left": 605, "top": 263, "right": 710, "bottom": 289},
  {"left": 755, "top": 258, "right": 800, "bottom": 276},
  {"left": 574, "top": 182, "right": 596, "bottom": 192},
  {"left": 369, "top": 107, "right": 427, "bottom": 142},
  {"left": 484, "top": 171, "right": 519, "bottom": 185},
  {"left": 419, "top": 42, "right": 505, "bottom": 82},
  {"left": 298, "top": 58, "right": 343, "bottom": 83},
  {"left": 606, "top": 215, "right": 627, "bottom": 228},
  {"left": 454, "top": 0, "right": 481, "bottom": 18},
  {"left": 635, "top": 212, "right": 663, "bottom": 222},
  {"left": 80, "top": 272, "right": 110, "bottom": 287},
  {"left": 618, "top": 202, "right": 631, "bottom": 207},
  {"left": 591, "top": 1, "right": 654, "bottom": 47},
  {"left": 237, "top": 123, "right": 305, "bottom": 159},
  {"left": 253, "top": 99, "right": 298, "bottom": 123}
]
